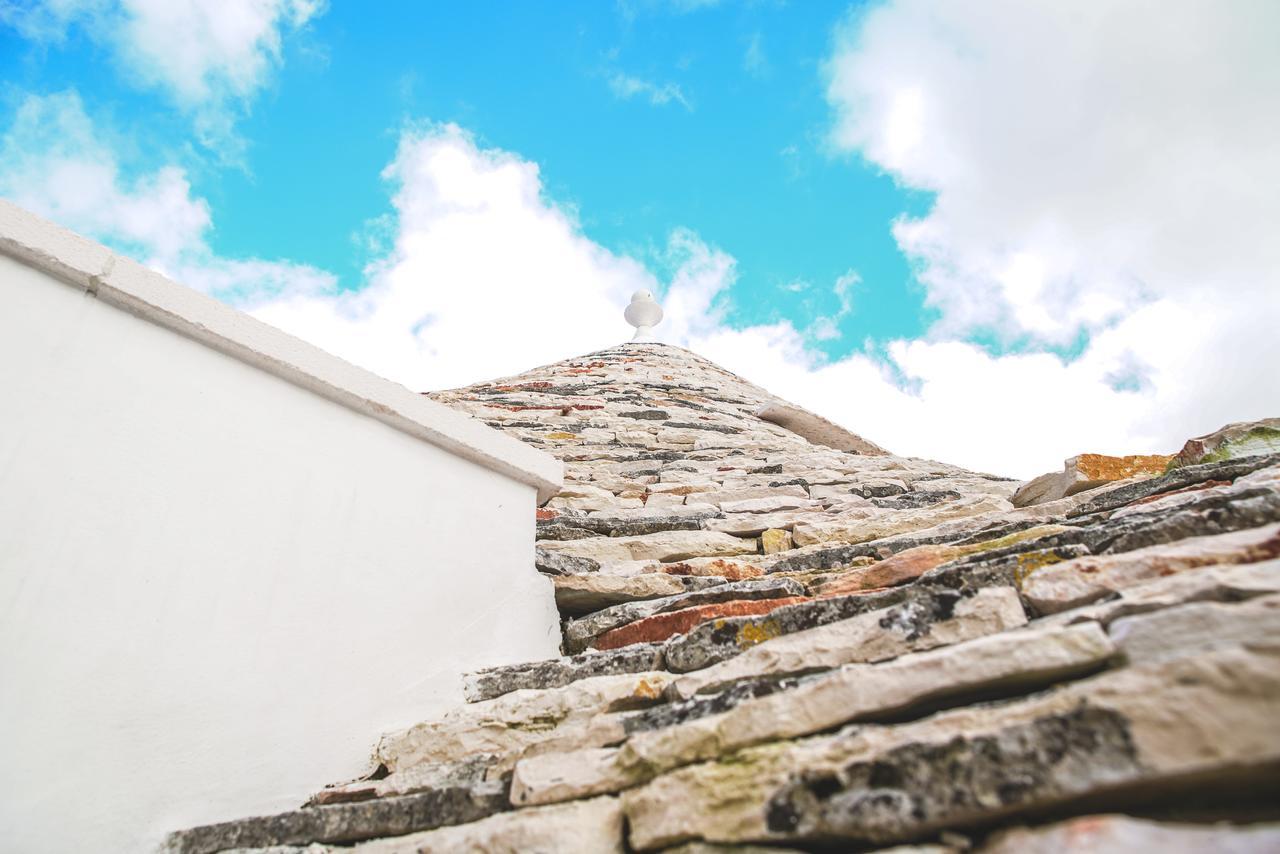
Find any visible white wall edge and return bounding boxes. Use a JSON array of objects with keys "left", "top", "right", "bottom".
[{"left": 0, "top": 199, "right": 563, "bottom": 502}]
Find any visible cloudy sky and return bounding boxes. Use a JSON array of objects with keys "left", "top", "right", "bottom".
[{"left": 2, "top": 0, "right": 1277, "bottom": 478}]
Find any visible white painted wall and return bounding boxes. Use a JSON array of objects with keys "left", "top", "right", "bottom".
[{"left": 0, "top": 232, "right": 562, "bottom": 851}]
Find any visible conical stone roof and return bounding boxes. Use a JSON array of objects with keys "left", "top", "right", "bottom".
[{"left": 164, "top": 343, "right": 1280, "bottom": 853}]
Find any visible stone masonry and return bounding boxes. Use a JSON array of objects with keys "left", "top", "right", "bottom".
[{"left": 166, "top": 343, "right": 1280, "bottom": 852}]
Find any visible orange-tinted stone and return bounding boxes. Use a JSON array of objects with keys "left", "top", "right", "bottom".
[
  {"left": 661, "top": 559, "right": 764, "bottom": 581},
  {"left": 592, "top": 596, "right": 808, "bottom": 650},
  {"left": 818, "top": 546, "right": 952, "bottom": 596},
  {"left": 1074, "top": 453, "right": 1173, "bottom": 482}
]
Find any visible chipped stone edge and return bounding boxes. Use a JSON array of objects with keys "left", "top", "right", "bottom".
[{"left": 0, "top": 199, "right": 563, "bottom": 502}]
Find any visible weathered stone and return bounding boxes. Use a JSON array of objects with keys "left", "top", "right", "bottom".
[
  {"left": 670, "top": 586, "right": 1026, "bottom": 699},
  {"left": 1109, "top": 593, "right": 1280, "bottom": 663},
  {"left": 350, "top": 795, "right": 624, "bottom": 853},
  {"left": 1097, "top": 488, "right": 1280, "bottom": 554},
  {"left": 564, "top": 578, "right": 807, "bottom": 653},
  {"left": 704, "top": 510, "right": 832, "bottom": 537},
  {"left": 1048, "top": 558, "right": 1280, "bottom": 627},
  {"left": 594, "top": 596, "right": 810, "bottom": 651},
  {"left": 509, "top": 622, "right": 1110, "bottom": 806},
  {"left": 853, "top": 479, "right": 908, "bottom": 498},
  {"left": 537, "top": 530, "right": 758, "bottom": 564},
  {"left": 700, "top": 485, "right": 809, "bottom": 506},
  {"left": 761, "top": 528, "right": 793, "bottom": 554},
  {"left": 463, "top": 645, "right": 666, "bottom": 702},
  {"left": 817, "top": 525, "right": 1072, "bottom": 597},
  {"left": 1020, "top": 522, "right": 1280, "bottom": 614},
  {"left": 720, "top": 496, "right": 816, "bottom": 514},
  {"left": 1170, "top": 418, "right": 1280, "bottom": 469},
  {"left": 162, "top": 783, "right": 508, "bottom": 853},
  {"left": 1012, "top": 453, "right": 1173, "bottom": 508},
  {"left": 979, "top": 814, "right": 1280, "bottom": 854},
  {"left": 622, "top": 645, "right": 1280, "bottom": 848},
  {"left": 791, "top": 495, "right": 1013, "bottom": 547},
  {"left": 534, "top": 547, "right": 599, "bottom": 576},
  {"left": 1066, "top": 453, "right": 1280, "bottom": 518},
  {"left": 553, "top": 573, "right": 728, "bottom": 616},
  {"left": 534, "top": 523, "right": 606, "bottom": 541},
  {"left": 661, "top": 557, "right": 766, "bottom": 580},
  {"left": 308, "top": 755, "right": 497, "bottom": 807},
  {"left": 754, "top": 402, "right": 889, "bottom": 455},
  {"left": 376, "top": 671, "right": 676, "bottom": 773}
]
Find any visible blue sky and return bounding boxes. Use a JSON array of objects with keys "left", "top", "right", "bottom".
[
  {"left": 2, "top": 1, "right": 1277, "bottom": 477},
  {"left": 1, "top": 1, "right": 932, "bottom": 353}
]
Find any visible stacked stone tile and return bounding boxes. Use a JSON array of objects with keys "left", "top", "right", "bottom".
[{"left": 166, "top": 344, "right": 1280, "bottom": 853}]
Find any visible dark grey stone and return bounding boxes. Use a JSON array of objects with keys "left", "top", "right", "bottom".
[
  {"left": 870, "top": 490, "right": 960, "bottom": 509},
  {"left": 662, "top": 585, "right": 977, "bottom": 673},
  {"left": 624, "top": 672, "right": 818, "bottom": 735},
  {"left": 161, "top": 779, "right": 507, "bottom": 853},
  {"left": 621, "top": 409, "right": 670, "bottom": 420},
  {"left": 534, "top": 548, "right": 599, "bottom": 576},
  {"left": 764, "top": 705, "right": 1140, "bottom": 844},
  {"left": 462, "top": 644, "right": 666, "bottom": 702},
  {"left": 534, "top": 524, "right": 605, "bottom": 541},
  {"left": 857, "top": 482, "right": 909, "bottom": 498},
  {"left": 664, "top": 421, "right": 743, "bottom": 434}
]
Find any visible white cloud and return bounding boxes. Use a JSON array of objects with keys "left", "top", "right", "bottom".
[
  {"left": 802, "top": 0, "right": 1280, "bottom": 473},
  {"left": 1, "top": 0, "right": 323, "bottom": 152},
  {"left": 608, "top": 72, "right": 692, "bottom": 110},
  {"left": 0, "top": 91, "right": 333, "bottom": 303},
  {"left": 8, "top": 0, "right": 1279, "bottom": 483},
  {"left": 249, "top": 124, "right": 727, "bottom": 388}
]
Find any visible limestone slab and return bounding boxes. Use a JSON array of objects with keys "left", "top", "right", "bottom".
[
  {"left": 553, "top": 573, "right": 728, "bottom": 616},
  {"left": 564, "top": 578, "right": 806, "bottom": 652},
  {"left": 348, "top": 796, "right": 624, "bottom": 854},
  {"left": 376, "top": 671, "right": 676, "bottom": 773},
  {"left": 979, "top": 814, "right": 1280, "bottom": 854},
  {"left": 509, "top": 622, "right": 1112, "bottom": 806},
  {"left": 1020, "top": 522, "right": 1280, "bottom": 614},
  {"left": 537, "top": 530, "right": 757, "bottom": 564},
  {"left": 791, "top": 495, "right": 1012, "bottom": 547},
  {"left": 594, "top": 596, "right": 810, "bottom": 651},
  {"left": 622, "top": 644, "right": 1280, "bottom": 848},
  {"left": 463, "top": 645, "right": 666, "bottom": 702},
  {"left": 669, "top": 586, "right": 1027, "bottom": 699}
]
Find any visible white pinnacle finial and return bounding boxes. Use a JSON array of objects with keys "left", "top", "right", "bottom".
[{"left": 624, "top": 290, "right": 664, "bottom": 342}]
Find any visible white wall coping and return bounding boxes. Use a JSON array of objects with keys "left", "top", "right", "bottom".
[{"left": 0, "top": 200, "right": 563, "bottom": 503}]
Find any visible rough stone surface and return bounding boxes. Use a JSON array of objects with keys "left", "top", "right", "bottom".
[
  {"left": 761, "top": 528, "right": 793, "bottom": 554},
  {"left": 376, "top": 671, "right": 676, "bottom": 773},
  {"left": 1109, "top": 593, "right": 1280, "bottom": 663},
  {"left": 173, "top": 346, "right": 1280, "bottom": 854},
  {"left": 670, "top": 586, "right": 1027, "bottom": 699},
  {"left": 1020, "top": 523, "right": 1280, "bottom": 614},
  {"left": 534, "top": 547, "right": 599, "bottom": 576},
  {"left": 594, "top": 596, "right": 810, "bottom": 652},
  {"left": 463, "top": 645, "right": 666, "bottom": 702},
  {"left": 537, "top": 530, "right": 758, "bottom": 565},
  {"left": 563, "top": 578, "right": 807, "bottom": 653},
  {"left": 1170, "top": 418, "right": 1280, "bottom": 469},
  {"left": 348, "top": 796, "right": 624, "bottom": 853},
  {"left": 1012, "top": 453, "right": 1172, "bottom": 508},
  {"left": 552, "top": 573, "right": 728, "bottom": 616},
  {"left": 980, "top": 814, "right": 1280, "bottom": 854},
  {"left": 622, "top": 644, "right": 1280, "bottom": 848},
  {"left": 509, "top": 622, "right": 1112, "bottom": 806},
  {"left": 163, "top": 784, "right": 508, "bottom": 853}
]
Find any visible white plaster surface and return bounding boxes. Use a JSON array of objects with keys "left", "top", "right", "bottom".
[
  {"left": 0, "top": 200, "right": 562, "bottom": 504},
  {"left": 0, "top": 246, "right": 562, "bottom": 850}
]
